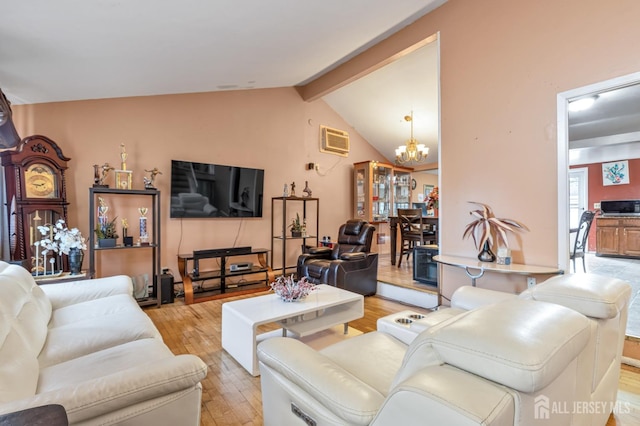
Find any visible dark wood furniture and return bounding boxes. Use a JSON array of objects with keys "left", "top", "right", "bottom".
[
  {"left": 88, "top": 188, "right": 161, "bottom": 307},
  {"left": 1, "top": 136, "right": 70, "bottom": 271},
  {"left": 0, "top": 404, "right": 68, "bottom": 426},
  {"left": 396, "top": 208, "right": 425, "bottom": 267},
  {"left": 389, "top": 215, "right": 438, "bottom": 265},
  {"left": 178, "top": 248, "right": 274, "bottom": 305},
  {"left": 353, "top": 160, "right": 413, "bottom": 223},
  {"left": 596, "top": 216, "right": 640, "bottom": 258}
]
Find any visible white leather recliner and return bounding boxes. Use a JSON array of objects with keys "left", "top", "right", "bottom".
[{"left": 256, "top": 274, "right": 631, "bottom": 426}]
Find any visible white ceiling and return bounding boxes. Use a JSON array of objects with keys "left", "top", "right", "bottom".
[
  {"left": 568, "top": 82, "right": 640, "bottom": 165},
  {"left": 0, "top": 0, "right": 446, "bottom": 165},
  {"left": 323, "top": 42, "right": 439, "bottom": 165},
  {"left": 3, "top": 0, "right": 636, "bottom": 167}
]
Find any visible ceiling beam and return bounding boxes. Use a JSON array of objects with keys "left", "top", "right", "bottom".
[{"left": 295, "top": 26, "right": 438, "bottom": 102}]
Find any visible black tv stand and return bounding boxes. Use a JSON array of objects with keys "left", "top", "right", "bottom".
[
  {"left": 192, "top": 246, "right": 252, "bottom": 276},
  {"left": 178, "top": 248, "right": 273, "bottom": 304}
]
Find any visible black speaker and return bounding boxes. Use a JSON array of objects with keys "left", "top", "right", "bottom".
[{"left": 160, "top": 273, "right": 174, "bottom": 304}]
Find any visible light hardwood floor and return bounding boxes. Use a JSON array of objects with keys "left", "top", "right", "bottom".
[{"left": 145, "top": 289, "right": 640, "bottom": 425}]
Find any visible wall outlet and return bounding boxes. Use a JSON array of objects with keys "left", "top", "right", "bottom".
[
  {"left": 527, "top": 277, "right": 536, "bottom": 288},
  {"left": 594, "top": 202, "right": 601, "bottom": 209}
]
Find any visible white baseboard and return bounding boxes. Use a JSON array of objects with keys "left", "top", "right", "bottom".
[
  {"left": 621, "top": 356, "right": 640, "bottom": 368},
  {"left": 376, "top": 282, "right": 439, "bottom": 310}
]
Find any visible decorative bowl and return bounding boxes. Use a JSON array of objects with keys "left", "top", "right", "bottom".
[{"left": 270, "top": 275, "right": 315, "bottom": 302}]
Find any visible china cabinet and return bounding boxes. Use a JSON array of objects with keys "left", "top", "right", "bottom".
[
  {"left": 1, "top": 135, "right": 70, "bottom": 271},
  {"left": 353, "top": 161, "right": 413, "bottom": 223}
]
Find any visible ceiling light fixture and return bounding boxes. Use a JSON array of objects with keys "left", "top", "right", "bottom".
[
  {"left": 568, "top": 95, "right": 598, "bottom": 112},
  {"left": 395, "top": 111, "right": 428, "bottom": 164}
]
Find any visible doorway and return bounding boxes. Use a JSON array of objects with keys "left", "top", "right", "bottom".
[
  {"left": 568, "top": 167, "right": 588, "bottom": 229},
  {"left": 558, "top": 71, "right": 640, "bottom": 338}
]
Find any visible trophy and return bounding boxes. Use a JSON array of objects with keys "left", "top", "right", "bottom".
[
  {"left": 115, "top": 144, "right": 133, "bottom": 190},
  {"left": 98, "top": 197, "right": 109, "bottom": 230},
  {"left": 139, "top": 207, "right": 149, "bottom": 245},
  {"left": 122, "top": 218, "right": 133, "bottom": 246}
]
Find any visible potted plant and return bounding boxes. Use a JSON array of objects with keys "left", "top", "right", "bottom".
[
  {"left": 463, "top": 202, "right": 528, "bottom": 262},
  {"left": 95, "top": 216, "right": 119, "bottom": 248},
  {"left": 289, "top": 213, "right": 303, "bottom": 237}
]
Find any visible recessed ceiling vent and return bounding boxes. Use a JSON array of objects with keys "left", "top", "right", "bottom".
[{"left": 320, "top": 125, "right": 349, "bottom": 157}]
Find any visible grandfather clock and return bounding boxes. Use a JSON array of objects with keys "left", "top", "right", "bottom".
[{"left": 1, "top": 135, "right": 70, "bottom": 270}]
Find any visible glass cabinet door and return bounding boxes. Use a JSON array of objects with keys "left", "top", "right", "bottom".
[
  {"left": 354, "top": 165, "right": 367, "bottom": 220},
  {"left": 372, "top": 163, "right": 391, "bottom": 222},
  {"left": 392, "top": 169, "right": 411, "bottom": 216}
]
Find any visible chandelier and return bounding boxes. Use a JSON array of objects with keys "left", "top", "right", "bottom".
[{"left": 395, "top": 111, "right": 428, "bottom": 164}]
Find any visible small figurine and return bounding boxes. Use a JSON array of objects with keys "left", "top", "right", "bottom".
[
  {"left": 283, "top": 183, "right": 289, "bottom": 197},
  {"left": 122, "top": 218, "right": 134, "bottom": 246},
  {"left": 303, "top": 181, "right": 312, "bottom": 197},
  {"left": 290, "top": 181, "right": 296, "bottom": 197},
  {"left": 144, "top": 167, "right": 162, "bottom": 189},
  {"left": 99, "top": 163, "right": 114, "bottom": 186}
]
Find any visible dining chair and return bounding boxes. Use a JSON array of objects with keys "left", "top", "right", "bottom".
[
  {"left": 570, "top": 210, "right": 596, "bottom": 272},
  {"left": 397, "top": 208, "right": 424, "bottom": 267}
]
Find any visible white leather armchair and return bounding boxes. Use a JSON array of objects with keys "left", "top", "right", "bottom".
[{"left": 257, "top": 274, "right": 631, "bottom": 426}]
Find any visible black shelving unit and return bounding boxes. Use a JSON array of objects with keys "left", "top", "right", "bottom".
[
  {"left": 271, "top": 196, "right": 319, "bottom": 276},
  {"left": 89, "top": 188, "right": 161, "bottom": 307}
]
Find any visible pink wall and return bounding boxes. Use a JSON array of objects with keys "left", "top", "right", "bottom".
[
  {"left": 303, "top": 0, "right": 640, "bottom": 297},
  {"left": 12, "top": 89, "right": 387, "bottom": 277},
  {"left": 572, "top": 159, "right": 640, "bottom": 251},
  {"left": 9, "top": 0, "right": 640, "bottom": 296}
]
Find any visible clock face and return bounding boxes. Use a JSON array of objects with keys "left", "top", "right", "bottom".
[{"left": 25, "top": 163, "right": 57, "bottom": 198}]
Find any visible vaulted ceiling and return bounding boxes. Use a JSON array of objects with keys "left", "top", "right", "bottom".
[{"left": 2, "top": 1, "right": 638, "bottom": 167}]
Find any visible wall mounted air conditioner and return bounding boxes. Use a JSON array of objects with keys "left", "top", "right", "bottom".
[{"left": 320, "top": 126, "right": 349, "bottom": 156}]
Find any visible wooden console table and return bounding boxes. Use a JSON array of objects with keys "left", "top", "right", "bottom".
[
  {"left": 177, "top": 248, "right": 275, "bottom": 304},
  {"left": 434, "top": 255, "right": 563, "bottom": 287}
]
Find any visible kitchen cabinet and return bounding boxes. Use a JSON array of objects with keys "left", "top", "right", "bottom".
[{"left": 596, "top": 217, "right": 640, "bottom": 258}]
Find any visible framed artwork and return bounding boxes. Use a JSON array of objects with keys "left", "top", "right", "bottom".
[
  {"left": 602, "top": 160, "right": 629, "bottom": 186},
  {"left": 424, "top": 184, "right": 434, "bottom": 199}
]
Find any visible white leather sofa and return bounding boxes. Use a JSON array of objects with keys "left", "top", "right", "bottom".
[
  {"left": 0, "top": 261, "right": 207, "bottom": 425},
  {"left": 257, "top": 273, "right": 631, "bottom": 426}
]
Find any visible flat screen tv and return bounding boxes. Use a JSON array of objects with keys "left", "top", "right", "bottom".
[{"left": 170, "top": 160, "right": 264, "bottom": 218}]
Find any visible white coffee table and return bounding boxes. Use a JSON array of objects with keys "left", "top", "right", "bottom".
[{"left": 221, "top": 284, "right": 364, "bottom": 376}]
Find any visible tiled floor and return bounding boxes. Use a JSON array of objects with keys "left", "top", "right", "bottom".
[
  {"left": 377, "top": 252, "right": 640, "bottom": 338},
  {"left": 575, "top": 253, "right": 640, "bottom": 338}
]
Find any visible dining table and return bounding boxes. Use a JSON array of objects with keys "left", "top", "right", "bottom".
[{"left": 388, "top": 216, "right": 439, "bottom": 265}]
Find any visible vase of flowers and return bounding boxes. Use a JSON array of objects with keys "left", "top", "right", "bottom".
[
  {"left": 426, "top": 186, "right": 439, "bottom": 217},
  {"left": 270, "top": 275, "right": 316, "bottom": 302},
  {"left": 37, "top": 219, "right": 88, "bottom": 274}
]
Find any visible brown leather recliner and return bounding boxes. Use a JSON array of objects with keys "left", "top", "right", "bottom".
[{"left": 297, "top": 219, "right": 378, "bottom": 296}]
